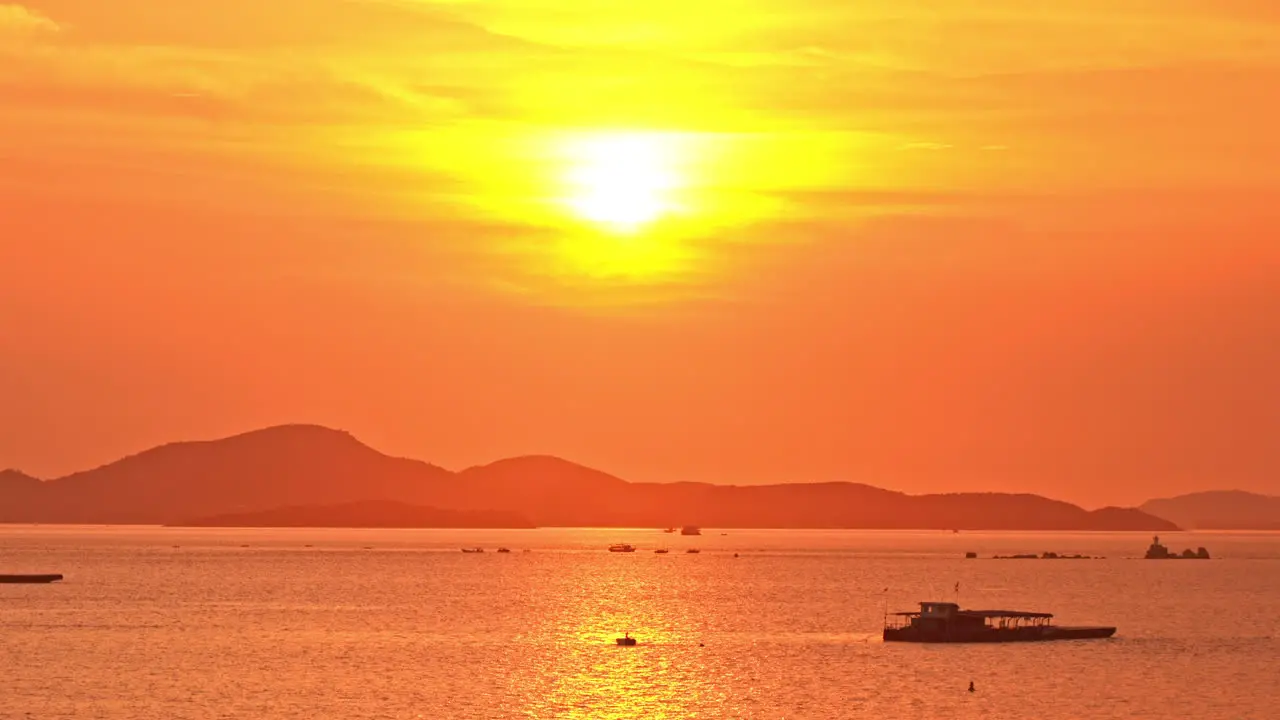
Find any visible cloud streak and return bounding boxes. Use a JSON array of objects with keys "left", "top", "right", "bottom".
[{"left": 0, "top": 4, "right": 58, "bottom": 35}]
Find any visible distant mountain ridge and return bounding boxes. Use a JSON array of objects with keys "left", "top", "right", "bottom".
[
  {"left": 1141, "top": 491, "right": 1280, "bottom": 530},
  {"left": 1, "top": 424, "right": 1177, "bottom": 530}
]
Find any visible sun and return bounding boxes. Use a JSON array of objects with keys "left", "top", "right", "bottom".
[{"left": 560, "top": 132, "right": 685, "bottom": 232}]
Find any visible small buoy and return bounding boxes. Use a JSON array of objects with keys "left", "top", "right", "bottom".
[{"left": 968, "top": 681, "right": 975, "bottom": 693}]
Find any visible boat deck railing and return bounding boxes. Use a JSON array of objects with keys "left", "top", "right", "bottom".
[
  {"left": 883, "top": 614, "right": 914, "bottom": 630},
  {"left": 883, "top": 610, "right": 1054, "bottom": 631}
]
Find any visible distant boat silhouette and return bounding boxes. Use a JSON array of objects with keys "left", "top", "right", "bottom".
[
  {"left": 686, "top": 548, "right": 701, "bottom": 554},
  {"left": 681, "top": 526, "right": 701, "bottom": 536},
  {"left": 654, "top": 549, "right": 669, "bottom": 554},
  {"left": 0, "top": 574, "right": 63, "bottom": 584},
  {"left": 608, "top": 543, "right": 637, "bottom": 553},
  {"left": 616, "top": 632, "right": 637, "bottom": 646},
  {"left": 461, "top": 548, "right": 484, "bottom": 553}
]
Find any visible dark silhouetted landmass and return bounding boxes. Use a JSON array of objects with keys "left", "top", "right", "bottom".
[
  {"left": 0, "top": 426, "right": 454, "bottom": 524},
  {"left": 0, "top": 469, "right": 43, "bottom": 508},
  {"left": 1141, "top": 491, "right": 1280, "bottom": 530},
  {"left": 1, "top": 424, "right": 1178, "bottom": 530},
  {"left": 1, "top": 468, "right": 41, "bottom": 489},
  {"left": 174, "top": 500, "right": 534, "bottom": 529}
]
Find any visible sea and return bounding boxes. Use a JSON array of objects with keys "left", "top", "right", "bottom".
[{"left": 3, "top": 526, "right": 1277, "bottom": 719}]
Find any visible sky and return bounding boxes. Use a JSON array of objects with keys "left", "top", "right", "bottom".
[{"left": 2, "top": 0, "right": 1278, "bottom": 507}]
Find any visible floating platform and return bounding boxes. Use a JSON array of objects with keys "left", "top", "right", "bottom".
[
  {"left": 992, "top": 552, "right": 1100, "bottom": 560},
  {"left": 0, "top": 574, "right": 63, "bottom": 584}
]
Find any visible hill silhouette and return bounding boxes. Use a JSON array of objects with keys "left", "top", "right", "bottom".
[
  {"left": 0, "top": 469, "right": 42, "bottom": 509},
  {"left": 1, "top": 424, "right": 1178, "bottom": 530},
  {"left": 174, "top": 500, "right": 533, "bottom": 529},
  {"left": 1, "top": 426, "right": 453, "bottom": 524},
  {"left": 1141, "top": 491, "right": 1280, "bottom": 530}
]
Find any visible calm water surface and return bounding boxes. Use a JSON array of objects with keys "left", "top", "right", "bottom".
[{"left": 3, "top": 527, "right": 1278, "bottom": 719}]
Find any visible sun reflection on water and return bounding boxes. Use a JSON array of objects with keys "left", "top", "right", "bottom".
[{"left": 507, "top": 554, "right": 713, "bottom": 719}]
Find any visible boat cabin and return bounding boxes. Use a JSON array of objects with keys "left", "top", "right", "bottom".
[{"left": 885, "top": 602, "right": 1054, "bottom": 633}]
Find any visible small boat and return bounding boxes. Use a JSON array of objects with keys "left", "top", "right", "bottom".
[
  {"left": 654, "top": 549, "right": 669, "bottom": 554},
  {"left": 680, "top": 526, "right": 701, "bottom": 536},
  {"left": 686, "top": 548, "right": 700, "bottom": 554},
  {"left": 461, "top": 548, "right": 484, "bottom": 553},
  {"left": 883, "top": 602, "right": 1115, "bottom": 643},
  {"left": 616, "top": 632, "right": 637, "bottom": 646},
  {"left": 608, "top": 544, "right": 637, "bottom": 553},
  {"left": 0, "top": 574, "right": 63, "bottom": 584},
  {"left": 662, "top": 527, "right": 676, "bottom": 533},
  {"left": 496, "top": 547, "right": 511, "bottom": 553}
]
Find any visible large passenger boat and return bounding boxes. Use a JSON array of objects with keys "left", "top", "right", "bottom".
[{"left": 883, "top": 602, "right": 1115, "bottom": 643}]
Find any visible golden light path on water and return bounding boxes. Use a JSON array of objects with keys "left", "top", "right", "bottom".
[{"left": 505, "top": 549, "right": 716, "bottom": 719}]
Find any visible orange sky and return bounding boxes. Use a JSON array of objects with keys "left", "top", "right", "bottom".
[{"left": 2, "top": 1, "right": 1278, "bottom": 507}]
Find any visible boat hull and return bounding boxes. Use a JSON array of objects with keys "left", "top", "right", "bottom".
[
  {"left": 0, "top": 574, "right": 63, "bottom": 584},
  {"left": 883, "top": 625, "right": 1115, "bottom": 643}
]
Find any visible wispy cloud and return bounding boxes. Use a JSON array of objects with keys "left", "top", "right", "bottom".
[
  {"left": 899, "top": 142, "right": 952, "bottom": 151},
  {"left": 0, "top": 3, "right": 58, "bottom": 35}
]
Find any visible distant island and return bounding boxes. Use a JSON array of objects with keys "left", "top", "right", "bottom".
[
  {"left": 173, "top": 500, "right": 534, "bottom": 529},
  {"left": 1140, "top": 491, "right": 1280, "bottom": 530},
  {"left": 1, "top": 424, "right": 1180, "bottom": 531}
]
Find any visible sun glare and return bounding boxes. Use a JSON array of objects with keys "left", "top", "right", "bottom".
[{"left": 561, "top": 133, "right": 685, "bottom": 232}]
